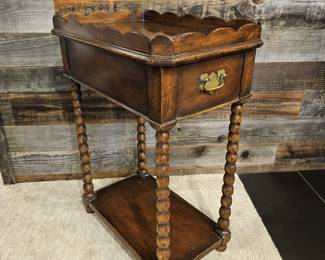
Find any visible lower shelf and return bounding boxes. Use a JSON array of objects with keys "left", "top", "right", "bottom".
[{"left": 90, "top": 174, "right": 222, "bottom": 259}]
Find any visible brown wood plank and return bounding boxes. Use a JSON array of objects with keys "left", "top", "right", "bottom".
[
  {"left": 0, "top": 126, "right": 16, "bottom": 184},
  {"left": 90, "top": 174, "right": 222, "bottom": 259},
  {"left": 14, "top": 171, "right": 130, "bottom": 183},
  {"left": 0, "top": 92, "right": 134, "bottom": 125},
  {"left": 276, "top": 143, "right": 325, "bottom": 166},
  {"left": 252, "top": 62, "right": 325, "bottom": 90},
  {"left": 13, "top": 162, "right": 325, "bottom": 183}
]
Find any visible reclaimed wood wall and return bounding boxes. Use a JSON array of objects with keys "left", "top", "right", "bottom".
[{"left": 0, "top": 0, "right": 325, "bottom": 184}]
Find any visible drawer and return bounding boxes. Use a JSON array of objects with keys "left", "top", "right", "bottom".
[{"left": 176, "top": 54, "right": 244, "bottom": 117}]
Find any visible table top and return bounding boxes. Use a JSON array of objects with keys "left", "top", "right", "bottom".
[{"left": 53, "top": 9, "right": 262, "bottom": 63}]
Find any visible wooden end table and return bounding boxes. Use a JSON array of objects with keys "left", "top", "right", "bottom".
[{"left": 52, "top": 9, "right": 263, "bottom": 260}]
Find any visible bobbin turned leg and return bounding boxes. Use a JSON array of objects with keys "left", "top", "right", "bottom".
[
  {"left": 216, "top": 102, "right": 243, "bottom": 251},
  {"left": 154, "top": 126, "right": 173, "bottom": 260},
  {"left": 136, "top": 116, "right": 148, "bottom": 177},
  {"left": 71, "top": 83, "right": 96, "bottom": 213}
]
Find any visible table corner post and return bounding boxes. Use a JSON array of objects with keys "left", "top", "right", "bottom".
[
  {"left": 136, "top": 116, "right": 148, "bottom": 177},
  {"left": 71, "top": 82, "right": 96, "bottom": 213},
  {"left": 216, "top": 101, "right": 243, "bottom": 251},
  {"left": 150, "top": 122, "right": 175, "bottom": 260}
]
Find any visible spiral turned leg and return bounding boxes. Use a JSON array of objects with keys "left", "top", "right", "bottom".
[
  {"left": 137, "top": 116, "right": 148, "bottom": 177},
  {"left": 71, "top": 83, "right": 96, "bottom": 214},
  {"left": 216, "top": 102, "right": 243, "bottom": 251},
  {"left": 155, "top": 129, "right": 171, "bottom": 260}
]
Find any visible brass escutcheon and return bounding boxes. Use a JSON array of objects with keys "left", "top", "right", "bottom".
[{"left": 199, "top": 69, "right": 227, "bottom": 94}]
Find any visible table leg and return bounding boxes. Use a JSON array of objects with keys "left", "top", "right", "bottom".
[
  {"left": 216, "top": 102, "right": 243, "bottom": 251},
  {"left": 137, "top": 116, "right": 148, "bottom": 176},
  {"left": 71, "top": 83, "right": 96, "bottom": 213},
  {"left": 155, "top": 128, "right": 172, "bottom": 260}
]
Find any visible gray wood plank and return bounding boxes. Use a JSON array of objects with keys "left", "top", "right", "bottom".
[
  {"left": 0, "top": 66, "right": 69, "bottom": 93},
  {"left": 252, "top": 62, "right": 325, "bottom": 90},
  {"left": 4, "top": 118, "right": 325, "bottom": 153},
  {"left": 256, "top": 28, "right": 325, "bottom": 62},
  {"left": 0, "top": 100, "right": 16, "bottom": 184},
  {"left": 0, "top": 0, "right": 54, "bottom": 33},
  {"left": 300, "top": 90, "right": 325, "bottom": 118},
  {"left": 9, "top": 143, "right": 277, "bottom": 176},
  {"left": 0, "top": 34, "right": 62, "bottom": 66}
]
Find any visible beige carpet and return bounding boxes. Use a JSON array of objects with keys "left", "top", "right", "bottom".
[{"left": 0, "top": 175, "right": 281, "bottom": 260}]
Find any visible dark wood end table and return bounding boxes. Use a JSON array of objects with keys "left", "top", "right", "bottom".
[{"left": 52, "top": 8, "right": 263, "bottom": 260}]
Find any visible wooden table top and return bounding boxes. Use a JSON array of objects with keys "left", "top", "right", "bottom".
[{"left": 53, "top": 9, "right": 262, "bottom": 65}]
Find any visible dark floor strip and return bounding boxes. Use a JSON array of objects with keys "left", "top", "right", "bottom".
[
  {"left": 299, "top": 169, "right": 325, "bottom": 200},
  {"left": 239, "top": 172, "right": 325, "bottom": 260},
  {"left": 297, "top": 170, "right": 325, "bottom": 204}
]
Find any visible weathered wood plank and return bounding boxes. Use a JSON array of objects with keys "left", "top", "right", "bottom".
[
  {"left": 13, "top": 162, "right": 325, "bottom": 183},
  {"left": 9, "top": 140, "right": 325, "bottom": 180},
  {"left": 300, "top": 90, "right": 325, "bottom": 118},
  {"left": 0, "top": 0, "right": 54, "bottom": 33},
  {"left": 0, "top": 34, "right": 62, "bottom": 66},
  {"left": 176, "top": 118, "right": 325, "bottom": 146},
  {"left": 235, "top": 0, "right": 325, "bottom": 29},
  {"left": 0, "top": 101, "right": 16, "bottom": 184},
  {"left": 256, "top": 28, "right": 325, "bottom": 62},
  {"left": 0, "top": 92, "right": 135, "bottom": 125},
  {"left": 9, "top": 143, "right": 277, "bottom": 176},
  {"left": 252, "top": 62, "right": 325, "bottom": 90},
  {"left": 0, "top": 66, "right": 70, "bottom": 93},
  {"left": 0, "top": 131, "right": 16, "bottom": 184},
  {"left": 276, "top": 143, "right": 325, "bottom": 166},
  {"left": 4, "top": 118, "right": 325, "bottom": 153}
]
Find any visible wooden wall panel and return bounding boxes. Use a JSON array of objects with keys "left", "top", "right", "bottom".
[
  {"left": 276, "top": 143, "right": 325, "bottom": 167},
  {"left": 252, "top": 62, "right": 325, "bottom": 90},
  {"left": 0, "top": 0, "right": 325, "bottom": 183},
  {"left": 0, "top": 34, "right": 62, "bottom": 66},
  {"left": 8, "top": 143, "right": 278, "bottom": 176},
  {"left": 0, "top": 130, "right": 15, "bottom": 184}
]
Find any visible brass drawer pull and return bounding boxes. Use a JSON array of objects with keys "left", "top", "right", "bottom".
[{"left": 199, "top": 69, "right": 227, "bottom": 94}]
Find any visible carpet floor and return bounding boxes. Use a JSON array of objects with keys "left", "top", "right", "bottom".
[{"left": 0, "top": 175, "right": 281, "bottom": 260}]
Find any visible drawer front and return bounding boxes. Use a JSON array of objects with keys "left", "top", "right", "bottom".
[{"left": 176, "top": 54, "right": 244, "bottom": 117}]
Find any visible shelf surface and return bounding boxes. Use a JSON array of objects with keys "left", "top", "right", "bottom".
[{"left": 90, "top": 174, "right": 222, "bottom": 259}]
